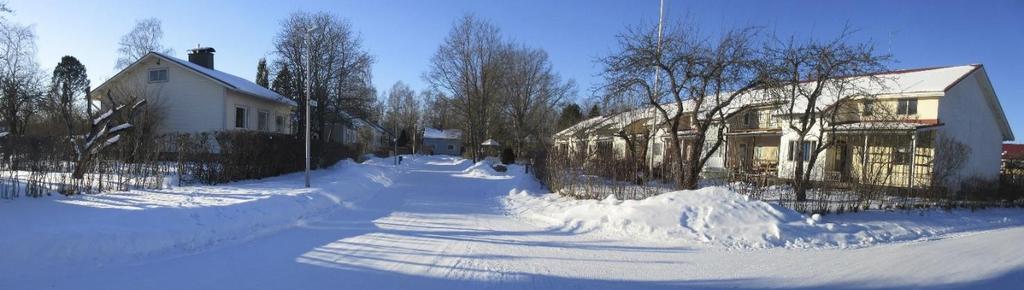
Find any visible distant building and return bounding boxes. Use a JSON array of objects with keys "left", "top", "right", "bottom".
[
  {"left": 1002, "top": 144, "right": 1024, "bottom": 175},
  {"left": 423, "top": 128, "right": 463, "bottom": 156},
  {"left": 92, "top": 47, "right": 296, "bottom": 134},
  {"left": 328, "top": 111, "right": 391, "bottom": 152}
]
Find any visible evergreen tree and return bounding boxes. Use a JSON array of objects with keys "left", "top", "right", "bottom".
[
  {"left": 271, "top": 65, "right": 295, "bottom": 99},
  {"left": 556, "top": 103, "right": 583, "bottom": 131},
  {"left": 48, "top": 55, "right": 89, "bottom": 137},
  {"left": 396, "top": 129, "right": 410, "bottom": 147},
  {"left": 255, "top": 58, "right": 270, "bottom": 88},
  {"left": 587, "top": 104, "right": 601, "bottom": 118}
]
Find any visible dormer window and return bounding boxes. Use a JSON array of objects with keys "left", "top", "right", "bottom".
[{"left": 148, "top": 68, "right": 168, "bottom": 83}]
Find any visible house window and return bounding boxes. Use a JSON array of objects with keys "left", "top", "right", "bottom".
[
  {"left": 275, "top": 115, "right": 285, "bottom": 133},
  {"left": 257, "top": 110, "right": 270, "bottom": 131},
  {"left": 893, "top": 147, "right": 911, "bottom": 165},
  {"left": 653, "top": 142, "right": 663, "bottom": 155},
  {"left": 863, "top": 100, "right": 874, "bottom": 116},
  {"left": 447, "top": 145, "right": 454, "bottom": 150},
  {"left": 234, "top": 106, "right": 248, "bottom": 129},
  {"left": 897, "top": 98, "right": 917, "bottom": 115},
  {"left": 148, "top": 69, "right": 168, "bottom": 83},
  {"left": 787, "top": 140, "right": 817, "bottom": 162}
]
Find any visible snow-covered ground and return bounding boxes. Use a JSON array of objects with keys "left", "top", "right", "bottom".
[{"left": 1, "top": 155, "right": 1022, "bottom": 289}]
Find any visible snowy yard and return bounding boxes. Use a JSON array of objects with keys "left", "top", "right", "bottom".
[{"left": 2, "top": 155, "right": 1023, "bottom": 289}]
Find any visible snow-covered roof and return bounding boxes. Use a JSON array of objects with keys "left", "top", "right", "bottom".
[
  {"left": 560, "top": 64, "right": 1012, "bottom": 141},
  {"left": 150, "top": 52, "right": 297, "bottom": 106},
  {"left": 831, "top": 121, "right": 943, "bottom": 132},
  {"left": 481, "top": 139, "right": 500, "bottom": 146},
  {"left": 424, "top": 128, "right": 462, "bottom": 140},
  {"left": 95, "top": 52, "right": 297, "bottom": 107},
  {"left": 337, "top": 110, "right": 390, "bottom": 135}
]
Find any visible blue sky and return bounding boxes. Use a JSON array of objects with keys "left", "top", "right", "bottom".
[{"left": 7, "top": 0, "right": 1024, "bottom": 139}]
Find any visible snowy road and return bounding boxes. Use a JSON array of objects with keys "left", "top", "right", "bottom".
[{"left": 10, "top": 156, "right": 1024, "bottom": 289}]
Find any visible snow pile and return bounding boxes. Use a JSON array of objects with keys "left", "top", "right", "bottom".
[
  {"left": 506, "top": 187, "right": 1024, "bottom": 249},
  {"left": 455, "top": 160, "right": 510, "bottom": 179},
  {"left": 0, "top": 159, "right": 397, "bottom": 274},
  {"left": 507, "top": 187, "right": 814, "bottom": 248}
]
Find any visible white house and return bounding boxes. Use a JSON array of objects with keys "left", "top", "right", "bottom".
[
  {"left": 92, "top": 47, "right": 296, "bottom": 134},
  {"left": 423, "top": 128, "right": 463, "bottom": 155},
  {"left": 555, "top": 64, "right": 1014, "bottom": 191}
]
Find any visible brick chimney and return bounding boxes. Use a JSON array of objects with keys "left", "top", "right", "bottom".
[{"left": 187, "top": 47, "right": 216, "bottom": 69}]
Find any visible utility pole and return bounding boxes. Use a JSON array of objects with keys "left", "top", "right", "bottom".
[
  {"left": 648, "top": 0, "right": 666, "bottom": 174},
  {"left": 304, "top": 25, "right": 319, "bottom": 188}
]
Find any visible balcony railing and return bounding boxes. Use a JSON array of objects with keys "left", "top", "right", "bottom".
[{"left": 729, "top": 109, "right": 778, "bottom": 131}]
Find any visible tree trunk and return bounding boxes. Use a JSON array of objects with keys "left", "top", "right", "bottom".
[{"left": 792, "top": 142, "right": 808, "bottom": 202}]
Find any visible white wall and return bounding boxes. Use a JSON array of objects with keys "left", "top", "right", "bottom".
[
  {"left": 777, "top": 125, "right": 828, "bottom": 180},
  {"left": 97, "top": 56, "right": 294, "bottom": 135},
  {"left": 224, "top": 90, "right": 293, "bottom": 134},
  {"left": 936, "top": 69, "right": 1005, "bottom": 187},
  {"left": 98, "top": 57, "right": 225, "bottom": 134}
]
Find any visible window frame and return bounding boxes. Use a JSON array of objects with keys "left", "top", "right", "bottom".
[
  {"left": 234, "top": 105, "right": 249, "bottom": 129},
  {"left": 148, "top": 68, "right": 169, "bottom": 83},
  {"left": 863, "top": 100, "right": 874, "bottom": 116},
  {"left": 897, "top": 98, "right": 918, "bottom": 115},
  {"left": 788, "top": 140, "right": 817, "bottom": 162},
  {"left": 257, "top": 110, "right": 270, "bottom": 131},
  {"left": 893, "top": 147, "right": 912, "bottom": 165},
  {"left": 274, "top": 114, "right": 285, "bottom": 133}
]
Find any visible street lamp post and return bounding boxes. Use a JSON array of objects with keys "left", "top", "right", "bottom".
[{"left": 304, "top": 26, "right": 319, "bottom": 188}]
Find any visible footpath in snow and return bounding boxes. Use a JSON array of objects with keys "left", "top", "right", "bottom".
[{"left": 1, "top": 155, "right": 1023, "bottom": 289}]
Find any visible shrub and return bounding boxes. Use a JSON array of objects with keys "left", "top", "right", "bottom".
[
  {"left": 166, "top": 132, "right": 357, "bottom": 185},
  {"left": 500, "top": 148, "right": 516, "bottom": 164}
]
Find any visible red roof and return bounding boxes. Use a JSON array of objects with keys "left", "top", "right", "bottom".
[{"left": 1003, "top": 144, "right": 1024, "bottom": 160}]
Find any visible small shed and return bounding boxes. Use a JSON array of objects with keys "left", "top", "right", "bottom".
[
  {"left": 423, "top": 128, "right": 463, "bottom": 156},
  {"left": 481, "top": 139, "right": 501, "bottom": 156}
]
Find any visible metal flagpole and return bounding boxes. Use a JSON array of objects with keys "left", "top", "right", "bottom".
[{"left": 648, "top": 0, "right": 666, "bottom": 174}]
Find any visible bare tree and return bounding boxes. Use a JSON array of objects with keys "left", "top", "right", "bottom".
[
  {"left": 601, "top": 22, "right": 767, "bottom": 189},
  {"left": 71, "top": 93, "right": 146, "bottom": 179},
  {"left": 0, "top": 18, "right": 42, "bottom": 135},
  {"left": 763, "top": 31, "right": 889, "bottom": 201},
  {"left": 420, "top": 90, "right": 452, "bottom": 130},
  {"left": 273, "top": 11, "right": 373, "bottom": 166},
  {"left": 115, "top": 18, "right": 172, "bottom": 69},
  {"left": 425, "top": 14, "right": 506, "bottom": 162},
  {"left": 384, "top": 81, "right": 419, "bottom": 148},
  {"left": 498, "top": 45, "right": 574, "bottom": 157}
]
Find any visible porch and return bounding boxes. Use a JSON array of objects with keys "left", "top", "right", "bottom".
[
  {"left": 725, "top": 133, "right": 781, "bottom": 176},
  {"left": 824, "top": 123, "right": 939, "bottom": 188}
]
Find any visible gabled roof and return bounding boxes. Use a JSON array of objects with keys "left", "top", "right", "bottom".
[
  {"left": 337, "top": 110, "right": 390, "bottom": 136},
  {"left": 95, "top": 52, "right": 297, "bottom": 107},
  {"left": 424, "top": 128, "right": 462, "bottom": 140}
]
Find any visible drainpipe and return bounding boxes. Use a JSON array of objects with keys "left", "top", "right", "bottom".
[
  {"left": 862, "top": 134, "right": 869, "bottom": 183},
  {"left": 908, "top": 130, "right": 917, "bottom": 188}
]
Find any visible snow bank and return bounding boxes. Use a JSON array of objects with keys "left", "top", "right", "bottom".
[
  {"left": 506, "top": 187, "right": 1024, "bottom": 249},
  {"left": 0, "top": 159, "right": 397, "bottom": 274},
  {"left": 454, "top": 160, "right": 512, "bottom": 180}
]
